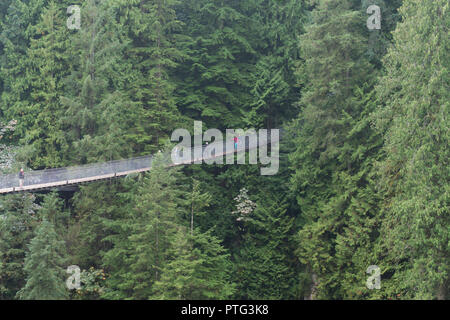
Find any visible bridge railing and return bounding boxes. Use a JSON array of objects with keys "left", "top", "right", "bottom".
[
  {"left": 0, "top": 130, "right": 275, "bottom": 192},
  {"left": 0, "top": 156, "right": 153, "bottom": 190}
]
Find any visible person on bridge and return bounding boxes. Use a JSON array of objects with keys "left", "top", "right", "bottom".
[
  {"left": 18, "top": 168, "right": 24, "bottom": 189},
  {"left": 234, "top": 136, "right": 238, "bottom": 150}
]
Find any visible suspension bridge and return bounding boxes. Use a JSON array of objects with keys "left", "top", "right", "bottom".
[{"left": 0, "top": 131, "right": 277, "bottom": 194}]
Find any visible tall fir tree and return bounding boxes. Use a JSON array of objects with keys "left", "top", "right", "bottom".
[
  {"left": 152, "top": 227, "right": 235, "bottom": 299},
  {"left": 101, "top": 155, "right": 185, "bottom": 299},
  {"left": 374, "top": 0, "right": 449, "bottom": 299},
  {"left": 16, "top": 218, "right": 68, "bottom": 300},
  {"left": 290, "top": 0, "right": 400, "bottom": 299},
  {"left": 174, "top": 0, "right": 260, "bottom": 128},
  {"left": 245, "top": 0, "right": 307, "bottom": 129},
  {"left": 59, "top": 0, "right": 135, "bottom": 164},
  {"left": 109, "top": 0, "right": 186, "bottom": 154},
  {"left": 233, "top": 193, "right": 299, "bottom": 299},
  {"left": 0, "top": 193, "right": 40, "bottom": 299},
  {"left": 0, "top": 0, "right": 47, "bottom": 144},
  {"left": 18, "top": 1, "right": 73, "bottom": 168}
]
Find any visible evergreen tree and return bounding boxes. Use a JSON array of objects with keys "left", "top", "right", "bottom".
[
  {"left": 38, "top": 191, "right": 69, "bottom": 240},
  {"left": 151, "top": 227, "right": 202, "bottom": 300},
  {"left": 189, "top": 229, "right": 236, "bottom": 299},
  {"left": 0, "top": 193, "right": 40, "bottom": 299},
  {"left": 233, "top": 194, "right": 298, "bottom": 299},
  {"left": 152, "top": 227, "right": 235, "bottom": 300},
  {"left": 93, "top": 178, "right": 142, "bottom": 299},
  {"left": 0, "top": 119, "right": 18, "bottom": 171},
  {"left": 175, "top": 0, "right": 259, "bottom": 128},
  {"left": 289, "top": 0, "right": 393, "bottom": 298},
  {"left": 152, "top": 179, "right": 234, "bottom": 300},
  {"left": 102, "top": 155, "right": 185, "bottom": 299},
  {"left": 70, "top": 181, "right": 129, "bottom": 269},
  {"left": 0, "top": 0, "right": 47, "bottom": 144},
  {"left": 374, "top": 0, "right": 449, "bottom": 299},
  {"left": 115, "top": 0, "right": 185, "bottom": 153},
  {"left": 245, "top": 0, "right": 307, "bottom": 129},
  {"left": 59, "top": 0, "right": 134, "bottom": 164},
  {"left": 18, "top": 1, "right": 74, "bottom": 168},
  {"left": 16, "top": 218, "right": 68, "bottom": 300},
  {"left": 186, "top": 178, "right": 211, "bottom": 235}
]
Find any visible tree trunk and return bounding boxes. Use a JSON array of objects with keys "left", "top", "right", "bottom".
[{"left": 305, "top": 273, "right": 319, "bottom": 300}]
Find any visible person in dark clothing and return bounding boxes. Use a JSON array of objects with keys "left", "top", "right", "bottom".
[{"left": 19, "top": 168, "right": 25, "bottom": 188}]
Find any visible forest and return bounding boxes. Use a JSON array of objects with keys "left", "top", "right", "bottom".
[{"left": 0, "top": 0, "right": 448, "bottom": 300}]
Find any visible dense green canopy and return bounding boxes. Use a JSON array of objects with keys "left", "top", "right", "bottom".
[{"left": 0, "top": 0, "right": 447, "bottom": 300}]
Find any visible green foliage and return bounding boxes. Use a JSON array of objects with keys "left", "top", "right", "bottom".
[
  {"left": 290, "top": 0, "right": 400, "bottom": 299},
  {"left": 373, "top": 0, "right": 449, "bottom": 299},
  {"left": 233, "top": 195, "right": 299, "bottom": 299},
  {"left": 70, "top": 267, "right": 107, "bottom": 300},
  {"left": 59, "top": 0, "right": 135, "bottom": 164},
  {"left": 0, "top": 193, "right": 40, "bottom": 299},
  {"left": 38, "top": 191, "right": 68, "bottom": 234},
  {"left": 174, "top": 0, "right": 259, "bottom": 128},
  {"left": 245, "top": 0, "right": 307, "bottom": 128},
  {"left": 0, "top": 0, "right": 446, "bottom": 301},
  {"left": 153, "top": 228, "right": 235, "bottom": 300},
  {"left": 16, "top": 217, "right": 68, "bottom": 300},
  {"left": 0, "top": 0, "right": 48, "bottom": 144},
  {"left": 19, "top": 1, "right": 73, "bottom": 168},
  {"left": 110, "top": 0, "right": 186, "bottom": 154},
  {"left": 186, "top": 178, "right": 212, "bottom": 234},
  {"left": 100, "top": 157, "right": 184, "bottom": 299}
]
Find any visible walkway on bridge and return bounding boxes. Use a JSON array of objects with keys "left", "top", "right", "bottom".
[{"left": 0, "top": 132, "right": 274, "bottom": 194}]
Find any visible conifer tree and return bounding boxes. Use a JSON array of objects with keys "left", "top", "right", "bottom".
[
  {"left": 289, "top": 0, "right": 393, "bottom": 298},
  {"left": 38, "top": 191, "right": 69, "bottom": 239},
  {"left": 186, "top": 178, "right": 212, "bottom": 235},
  {"left": 93, "top": 178, "right": 141, "bottom": 299},
  {"left": 16, "top": 218, "right": 68, "bottom": 300},
  {"left": 174, "top": 0, "right": 259, "bottom": 128},
  {"left": 128, "top": 161, "right": 183, "bottom": 298},
  {"left": 151, "top": 227, "right": 202, "bottom": 300},
  {"left": 110, "top": 0, "right": 185, "bottom": 154},
  {"left": 102, "top": 155, "right": 184, "bottom": 299},
  {"left": 0, "top": 193, "right": 40, "bottom": 299},
  {"left": 233, "top": 195, "right": 298, "bottom": 299},
  {"left": 59, "top": 0, "right": 134, "bottom": 164},
  {"left": 374, "top": 0, "right": 449, "bottom": 299},
  {"left": 0, "top": 0, "right": 47, "bottom": 143},
  {"left": 70, "top": 181, "right": 129, "bottom": 269},
  {"left": 245, "top": 0, "right": 306, "bottom": 129},
  {"left": 152, "top": 227, "right": 235, "bottom": 300},
  {"left": 190, "top": 229, "right": 236, "bottom": 299},
  {"left": 152, "top": 179, "right": 234, "bottom": 300},
  {"left": 0, "top": 119, "right": 18, "bottom": 170},
  {"left": 20, "top": 1, "right": 73, "bottom": 168}
]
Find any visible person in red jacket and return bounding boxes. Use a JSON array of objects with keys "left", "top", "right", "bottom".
[{"left": 234, "top": 136, "right": 238, "bottom": 150}]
